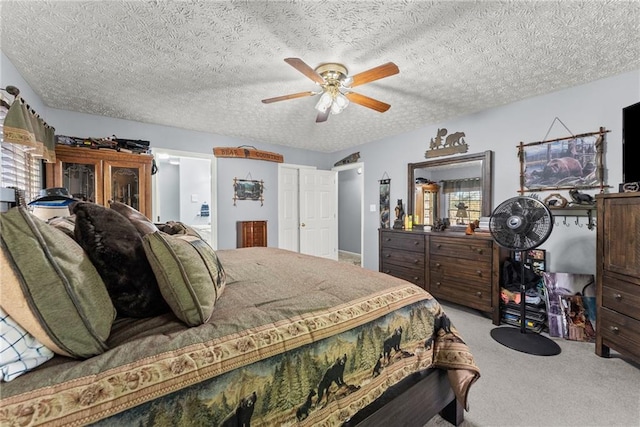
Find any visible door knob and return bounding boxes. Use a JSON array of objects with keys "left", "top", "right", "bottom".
[{"left": 301, "top": 223, "right": 306, "bottom": 227}]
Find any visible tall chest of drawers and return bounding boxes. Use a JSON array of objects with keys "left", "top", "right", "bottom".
[
  {"left": 596, "top": 193, "right": 640, "bottom": 364},
  {"left": 379, "top": 229, "right": 507, "bottom": 325},
  {"left": 237, "top": 220, "right": 267, "bottom": 248}
]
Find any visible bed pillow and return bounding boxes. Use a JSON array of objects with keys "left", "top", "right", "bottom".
[
  {"left": 142, "top": 231, "right": 226, "bottom": 326},
  {"left": 156, "top": 220, "right": 203, "bottom": 238},
  {"left": 0, "top": 307, "right": 54, "bottom": 381},
  {"left": 0, "top": 207, "right": 115, "bottom": 359},
  {"left": 70, "top": 201, "right": 169, "bottom": 318},
  {"left": 108, "top": 200, "right": 158, "bottom": 236},
  {"left": 47, "top": 214, "right": 77, "bottom": 240}
]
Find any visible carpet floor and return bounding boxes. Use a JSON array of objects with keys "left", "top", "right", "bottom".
[{"left": 425, "top": 301, "right": 640, "bottom": 427}]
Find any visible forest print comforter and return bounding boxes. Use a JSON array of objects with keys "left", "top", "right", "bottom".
[{"left": 0, "top": 248, "right": 479, "bottom": 426}]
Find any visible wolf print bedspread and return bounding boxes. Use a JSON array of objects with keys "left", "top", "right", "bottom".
[{"left": 0, "top": 248, "right": 479, "bottom": 426}]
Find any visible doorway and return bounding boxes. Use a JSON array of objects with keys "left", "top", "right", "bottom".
[
  {"left": 152, "top": 148, "right": 217, "bottom": 248},
  {"left": 333, "top": 163, "right": 364, "bottom": 267}
]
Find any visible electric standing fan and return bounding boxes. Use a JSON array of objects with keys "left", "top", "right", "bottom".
[{"left": 489, "top": 196, "right": 561, "bottom": 356}]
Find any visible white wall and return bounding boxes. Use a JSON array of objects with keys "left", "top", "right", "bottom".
[{"left": 330, "top": 69, "right": 640, "bottom": 274}]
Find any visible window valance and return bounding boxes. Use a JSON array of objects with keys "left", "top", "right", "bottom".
[{"left": 1, "top": 86, "right": 55, "bottom": 163}]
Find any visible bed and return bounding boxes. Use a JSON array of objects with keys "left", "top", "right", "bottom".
[{"left": 0, "top": 205, "right": 479, "bottom": 427}]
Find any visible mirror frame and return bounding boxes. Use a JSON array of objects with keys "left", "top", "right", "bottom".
[{"left": 407, "top": 150, "right": 493, "bottom": 228}]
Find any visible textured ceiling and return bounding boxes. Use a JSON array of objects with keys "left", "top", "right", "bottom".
[{"left": 1, "top": 1, "right": 639, "bottom": 153}]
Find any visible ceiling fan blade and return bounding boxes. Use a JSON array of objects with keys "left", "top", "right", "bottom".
[
  {"left": 261, "top": 91, "right": 317, "bottom": 104},
  {"left": 316, "top": 109, "right": 330, "bottom": 123},
  {"left": 284, "top": 58, "right": 325, "bottom": 85},
  {"left": 345, "top": 92, "right": 391, "bottom": 113},
  {"left": 349, "top": 62, "right": 399, "bottom": 88}
]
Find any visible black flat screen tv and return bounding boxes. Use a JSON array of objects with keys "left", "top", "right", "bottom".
[{"left": 622, "top": 101, "right": 640, "bottom": 184}]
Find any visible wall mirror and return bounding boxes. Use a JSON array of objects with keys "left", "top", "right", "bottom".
[{"left": 407, "top": 151, "right": 493, "bottom": 229}]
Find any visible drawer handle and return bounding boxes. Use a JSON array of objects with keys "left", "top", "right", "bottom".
[
  {"left": 413, "top": 277, "right": 419, "bottom": 281},
  {"left": 476, "top": 292, "right": 482, "bottom": 297},
  {"left": 476, "top": 270, "right": 482, "bottom": 276},
  {"left": 385, "top": 254, "right": 391, "bottom": 258},
  {"left": 414, "top": 241, "right": 420, "bottom": 245},
  {"left": 475, "top": 248, "right": 483, "bottom": 254},
  {"left": 385, "top": 238, "right": 391, "bottom": 242},
  {"left": 413, "top": 259, "right": 419, "bottom": 264},
  {"left": 436, "top": 244, "right": 442, "bottom": 249},
  {"left": 383, "top": 270, "right": 390, "bottom": 274},
  {"left": 609, "top": 326, "right": 620, "bottom": 335},
  {"left": 614, "top": 293, "right": 622, "bottom": 301},
  {"left": 435, "top": 263, "right": 441, "bottom": 268},
  {"left": 436, "top": 282, "right": 441, "bottom": 287}
]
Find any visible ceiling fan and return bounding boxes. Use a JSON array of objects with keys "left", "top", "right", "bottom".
[{"left": 261, "top": 58, "right": 399, "bottom": 123}]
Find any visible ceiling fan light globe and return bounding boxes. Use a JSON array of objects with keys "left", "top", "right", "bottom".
[
  {"left": 315, "top": 92, "right": 332, "bottom": 113},
  {"left": 335, "top": 92, "right": 349, "bottom": 108}
]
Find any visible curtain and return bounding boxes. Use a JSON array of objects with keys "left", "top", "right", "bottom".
[
  {"left": 441, "top": 177, "right": 481, "bottom": 193},
  {"left": 2, "top": 96, "right": 56, "bottom": 163}
]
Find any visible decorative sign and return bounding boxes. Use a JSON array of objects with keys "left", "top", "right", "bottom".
[
  {"left": 379, "top": 176, "right": 391, "bottom": 229},
  {"left": 334, "top": 152, "right": 360, "bottom": 167},
  {"left": 425, "top": 128, "right": 468, "bottom": 158},
  {"left": 214, "top": 146, "right": 283, "bottom": 163}
]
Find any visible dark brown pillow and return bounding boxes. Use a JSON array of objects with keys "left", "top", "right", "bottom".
[
  {"left": 108, "top": 200, "right": 158, "bottom": 236},
  {"left": 70, "top": 201, "right": 169, "bottom": 318}
]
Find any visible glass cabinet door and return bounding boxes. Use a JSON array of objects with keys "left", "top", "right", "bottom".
[
  {"left": 62, "top": 161, "right": 97, "bottom": 202},
  {"left": 109, "top": 165, "right": 141, "bottom": 211},
  {"left": 415, "top": 183, "right": 439, "bottom": 226}
]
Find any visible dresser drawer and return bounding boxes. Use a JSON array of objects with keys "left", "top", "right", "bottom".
[
  {"left": 430, "top": 236, "right": 492, "bottom": 262},
  {"left": 381, "top": 248, "right": 425, "bottom": 270},
  {"left": 602, "top": 274, "right": 640, "bottom": 321},
  {"left": 380, "top": 262, "right": 425, "bottom": 287},
  {"left": 430, "top": 255, "right": 491, "bottom": 285},
  {"left": 429, "top": 270, "right": 492, "bottom": 311},
  {"left": 380, "top": 232, "right": 425, "bottom": 252},
  {"left": 599, "top": 307, "right": 640, "bottom": 361}
]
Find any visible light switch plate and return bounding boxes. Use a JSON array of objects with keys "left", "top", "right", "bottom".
[{"left": 370, "top": 204, "right": 376, "bottom": 212}]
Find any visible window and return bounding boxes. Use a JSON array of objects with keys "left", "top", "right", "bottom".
[
  {"left": 441, "top": 177, "right": 482, "bottom": 224},
  {"left": 0, "top": 104, "right": 43, "bottom": 203}
]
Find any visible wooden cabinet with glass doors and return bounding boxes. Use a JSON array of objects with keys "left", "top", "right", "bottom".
[
  {"left": 415, "top": 183, "right": 439, "bottom": 226},
  {"left": 45, "top": 145, "right": 153, "bottom": 218}
]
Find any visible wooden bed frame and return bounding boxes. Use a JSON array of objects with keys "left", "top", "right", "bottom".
[{"left": 346, "top": 368, "right": 463, "bottom": 426}]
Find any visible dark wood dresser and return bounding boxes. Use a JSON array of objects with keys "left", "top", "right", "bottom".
[
  {"left": 596, "top": 193, "right": 640, "bottom": 364},
  {"left": 379, "top": 229, "right": 508, "bottom": 325},
  {"left": 237, "top": 220, "right": 267, "bottom": 248}
]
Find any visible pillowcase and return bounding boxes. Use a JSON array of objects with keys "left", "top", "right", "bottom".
[
  {"left": 156, "top": 220, "right": 203, "bottom": 238},
  {"left": 47, "top": 214, "right": 77, "bottom": 240},
  {"left": 70, "top": 201, "right": 169, "bottom": 318},
  {"left": 0, "top": 307, "right": 54, "bottom": 381},
  {"left": 0, "top": 207, "right": 115, "bottom": 359},
  {"left": 142, "top": 231, "right": 226, "bottom": 326},
  {"left": 108, "top": 200, "right": 158, "bottom": 236}
]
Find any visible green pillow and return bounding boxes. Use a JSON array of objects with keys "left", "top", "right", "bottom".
[
  {"left": 142, "top": 232, "right": 226, "bottom": 326},
  {"left": 0, "top": 207, "right": 115, "bottom": 359}
]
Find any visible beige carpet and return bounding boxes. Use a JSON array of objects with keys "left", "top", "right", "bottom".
[
  {"left": 425, "top": 301, "right": 640, "bottom": 427},
  {"left": 338, "top": 250, "right": 361, "bottom": 266}
]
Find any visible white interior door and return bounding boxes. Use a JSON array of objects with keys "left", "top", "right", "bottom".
[
  {"left": 278, "top": 165, "right": 300, "bottom": 252},
  {"left": 299, "top": 168, "right": 338, "bottom": 260}
]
